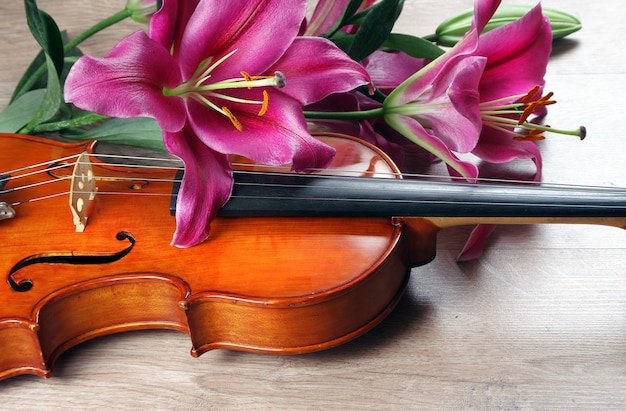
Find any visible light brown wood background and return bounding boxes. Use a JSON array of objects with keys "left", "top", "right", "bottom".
[{"left": 1, "top": 0, "right": 625, "bottom": 409}]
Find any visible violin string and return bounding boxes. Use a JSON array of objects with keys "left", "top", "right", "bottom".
[
  {"left": 6, "top": 163, "right": 626, "bottom": 197},
  {"left": 8, "top": 171, "right": 626, "bottom": 209},
  {"left": 5, "top": 161, "right": 626, "bottom": 208},
  {"left": 13, "top": 190, "right": 626, "bottom": 210},
  {"left": 4, "top": 150, "right": 626, "bottom": 191},
  {"left": 4, "top": 153, "right": 626, "bottom": 208},
  {"left": 3, "top": 154, "right": 81, "bottom": 178}
]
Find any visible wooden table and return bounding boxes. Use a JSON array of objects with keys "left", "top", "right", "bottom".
[{"left": 1, "top": 0, "right": 625, "bottom": 409}]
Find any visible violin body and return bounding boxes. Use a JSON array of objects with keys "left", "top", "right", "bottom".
[
  {"left": 2, "top": 132, "right": 626, "bottom": 381},
  {"left": 0, "top": 133, "right": 431, "bottom": 380}
]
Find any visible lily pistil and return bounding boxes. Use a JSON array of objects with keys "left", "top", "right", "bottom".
[{"left": 480, "top": 85, "right": 585, "bottom": 141}]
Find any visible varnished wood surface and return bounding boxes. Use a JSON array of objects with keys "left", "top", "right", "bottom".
[{"left": 1, "top": 0, "right": 625, "bottom": 409}]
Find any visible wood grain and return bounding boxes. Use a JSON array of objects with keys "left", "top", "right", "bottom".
[{"left": 1, "top": 0, "right": 625, "bottom": 409}]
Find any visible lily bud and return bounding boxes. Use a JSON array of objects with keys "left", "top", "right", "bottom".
[
  {"left": 125, "top": 0, "right": 160, "bottom": 24},
  {"left": 434, "top": 5, "right": 582, "bottom": 47}
]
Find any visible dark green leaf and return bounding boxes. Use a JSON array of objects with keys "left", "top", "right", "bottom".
[
  {"left": 24, "top": 0, "right": 64, "bottom": 77},
  {"left": 382, "top": 33, "right": 445, "bottom": 59},
  {"left": 348, "top": 0, "right": 402, "bottom": 61}
]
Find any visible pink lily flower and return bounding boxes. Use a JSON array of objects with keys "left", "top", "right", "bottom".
[
  {"left": 65, "top": 0, "right": 371, "bottom": 247},
  {"left": 382, "top": 32, "right": 487, "bottom": 180},
  {"left": 376, "top": 0, "right": 567, "bottom": 259},
  {"left": 375, "top": 0, "right": 556, "bottom": 180},
  {"left": 453, "top": 3, "right": 554, "bottom": 261}
]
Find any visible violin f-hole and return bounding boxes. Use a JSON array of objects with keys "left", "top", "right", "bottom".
[{"left": 7, "top": 231, "right": 136, "bottom": 292}]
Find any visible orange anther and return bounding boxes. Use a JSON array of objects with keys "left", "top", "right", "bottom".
[
  {"left": 514, "top": 129, "right": 546, "bottom": 141},
  {"left": 222, "top": 106, "right": 243, "bottom": 131},
  {"left": 258, "top": 90, "right": 269, "bottom": 116},
  {"left": 520, "top": 86, "right": 541, "bottom": 104}
]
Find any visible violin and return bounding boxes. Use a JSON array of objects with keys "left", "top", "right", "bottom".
[{"left": 1, "top": 132, "right": 625, "bottom": 380}]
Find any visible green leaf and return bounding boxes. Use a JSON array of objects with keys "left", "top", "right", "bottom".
[
  {"left": 17, "top": 0, "right": 65, "bottom": 133},
  {"left": 348, "top": 0, "right": 403, "bottom": 61},
  {"left": 11, "top": 50, "right": 46, "bottom": 102},
  {"left": 347, "top": 0, "right": 404, "bottom": 25},
  {"left": 11, "top": 31, "right": 81, "bottom": 103},
  {"left": 63, "top": 118, "right": 166, "bottom": 152},
  {"left": 0, "top": 89, "right": 46, "bottom": 132},
  {"left": 382, "top": 33, "right": 445, "bottom": 59},
  {"left": 21, "top": 53, "right": 62, "bottom": 134},
  {"left": 24, "top": 0, "right": 64, "bottom": 77}
]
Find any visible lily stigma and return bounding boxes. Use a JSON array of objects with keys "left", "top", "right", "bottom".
[
  {"left": 163, "top": 49, "right": 287, "bottom": 131},
  {"left": 480, "top": 85, "right": 586, "bottom": 141}
]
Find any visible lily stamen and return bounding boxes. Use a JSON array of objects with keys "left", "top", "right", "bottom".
[
  {"left": 514, "top": 129, "right": 545, "bottom": 141},
  {"left": 164, "top": 47, "right": 286, "bottom": 132},
  {"left": 518, "top": 90, "right": 555, "bottom": 125},
  {"left": 258, "top": 90, "right": 269, "bottom": 116},
  {"left": 520, "top": 85, "right": 542, "bottom": 104},
  {"left": 222, "top": 106, "right": 243, "bottom": 131},
  {"left": 481, "top": 86, "right": 585, "bottom": 141}
]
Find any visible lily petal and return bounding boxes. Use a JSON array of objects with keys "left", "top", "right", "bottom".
[
  {"left": 476, "top": 4, "right": 552, "bottom": 102},
  {"left": 387, "top": 25, "right": 480, "bottom": 108},
  {"left": 385, "top": 113, "right": 479, "bottom": 180},
  {"left": 149, "top": 0, "right": 199, "bottom": 53},
  {"left": 187, "top": 91, "right": 335, "bottom": 170},
  {"left": 473, "top": 130, "right": 543, "bottom": 181},
  {"left": 362, "top": 51, "right": 428, "bottom": 93},
  {"left": 419, "top": 56, "right": 485, "bottom": 153},
  {"left": 269, "top": 37, "right": 372, "bottom": 106},
  {"left": 474, "top": 0, "right": 502, "bottom": 33},
  {"left": 178, "top": 0, "right": 307, "bottom": 80},
  {"left": 65, "top": 31, "right": 186, "bottom": 133},
  {"left": 164, "top": 127, "right": 234, "bottom": 247},
  {"left": 304, "top": 0, "right": 352, "bottom": 35},
  {"left": 456, "top": 224, "right": 497, "bottom": 261}
]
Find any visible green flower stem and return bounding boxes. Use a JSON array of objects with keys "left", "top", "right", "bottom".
[
  {"left": 64, "top": 9, "right": 132, "bottom": 52},
  {"left": 16, "top": 9, "right": 132, "bottom": 99},
  {"left": 25, "top": 113, "right": 108, "bottom": 133},
  {"left": 303, "top": 107, "right": 385, "bottom": 120}
]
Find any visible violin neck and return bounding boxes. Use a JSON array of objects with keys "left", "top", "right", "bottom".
[{"left": 172, "top": 170, "right": 626, "bottom": 228}]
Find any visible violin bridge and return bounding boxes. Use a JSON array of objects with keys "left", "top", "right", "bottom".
[{"left": 69, "top": 152, "right": 97, "bottom": 232}]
